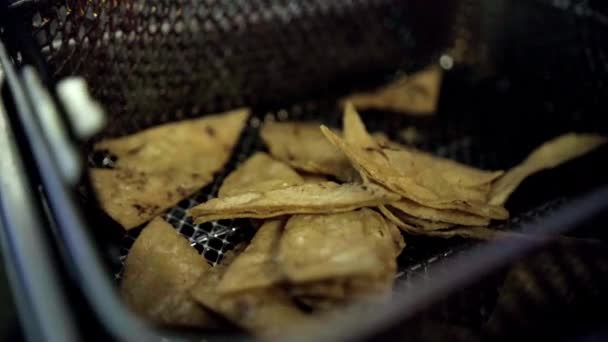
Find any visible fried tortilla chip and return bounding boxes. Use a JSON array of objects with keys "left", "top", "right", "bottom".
[
  {"left": 277, "top": 209, "right": 398, "bottom": 283},
  {"left": 91, "top": 169, "right": 200, "bottom": 230},
  {"left": 489, "top": 133, "right": 607, "bottom": 206},
  {"left": 91, "top": 109, "right": 249, "bottom": 229},
  {"left": 390, "top": 199, "right": 489, "bottom": 227},
  {"left": 373, "top": 133, "right": 504, "bottom": 188},
  {"left": 289, "top": 281, "right": 347, "bottom": 300},
  {"left": 341, "top": 66, "right": 442, "bottom": 114},
  {"left": 398, "top": 215, "right": 451, "bottom": 231},
  {"left": 278, "top": 210, "right": 399, "bottom": 311},
  {"left": 300, "top": 172, "right": 329, "bottom": 184},
  {"left": 190, "top": 182, "right": 400, "bottom": 223},
  {"left": 190, "top": 257, "right": 313, "bottom": 337},
  {"left": 219, "top": 152, "right": 303, "bottom": 197},
  {"left": 217, "top": 219, "right": 285, "bottom": 294},
  {"left": 120, "top": 218, "right": 220, "bottom": 328},
  {"left": 291, "top": 273, "right": 395, "bottom": 312},
  {"left": 322, "top": 126, "right": 508, "bottom": 219},
  {"left": 260, "top": 121, "right": 357, "bottom": 181},
  {"left": 343, "top": 102, "right": 379, "bottom": 149},
  {"left": 379, "top": 205, "right": 446, "bottom": 234},
  {"left": 387, "top": 221, "right": 407, "bottom": 255}
]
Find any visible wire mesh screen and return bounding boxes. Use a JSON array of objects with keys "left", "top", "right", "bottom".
[
  {"left": 10, "top": 0, "right": 608, "bottom": 339},
  {"left": 30, "top": 0, "right": 463, "bottom": 137}
]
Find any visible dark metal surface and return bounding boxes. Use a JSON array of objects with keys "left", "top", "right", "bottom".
[
  {"left": 1, "top": 43, "right": 78, "bottom": 342},
  {"left": 25, "top": 0, "right": 462, "bottom": 137}
]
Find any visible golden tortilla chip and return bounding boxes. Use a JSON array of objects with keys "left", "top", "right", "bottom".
[
  {"left": 289, "top": 281, "right": 347, "bottom": 300},
  {"left": 190, "top": 182, "right": 400, "bottom": 223},
  {"left": 120, "top": 218, "right": 220, "bottom": 328},
  {"left": 218, "top": 152, "right": 303, "bottom": 197},
  {"left": 260, "top": 121, "right": 357, "bottom": 181},
  {"left": 341, "top": 66, "right": 442, "bottom": 114},
  {"left": 387, "top": 221, "right": 407, "bottom": 255},
  {"left": 373, "top": 133, "right": 503, "bottom": 188},
  {"left": 390, "top": 199, "right": 489, "bottom": 227},
  {"left": 321, "top": 125, "right": 508, "bottom": 220},
  {"left": 277, "top": 209, "right": 398, "bottom": 283},
  {"left": 290, "top": 273, "right": 395, "bottom": 312},
  {"left": 379, "top": 205, "right": 446, "bottom": 234},
  {"left": 402, "top": 217, "right": 450, "bottom": 231},
  {"left": 91, "top": 109, "right": 249, "bottom": 229},
  {"left": 489, "top": 133, "right": 607, "bottom": 206},
  {"left": 217, "top": 219, "right": 286, "bottom": 294},
  {"left": 190, "top": 259, "right": 313, "bottom": 337},
  {"left": 91, "top": 169, "right": 199, "bottom": 230},
  {"left": 299, "top": 172, "right": 329, "bottom": 184},
  {"left": 343, "top": 102, "right": 379, "bottom": 149}
]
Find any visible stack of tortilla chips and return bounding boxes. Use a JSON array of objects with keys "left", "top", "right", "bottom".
[{"left": 92, "top": 105, "right": 605, "bottom": 337}]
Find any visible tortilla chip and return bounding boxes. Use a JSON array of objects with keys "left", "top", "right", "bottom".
[
  {"left": 341, "top": 66, "right": 442, "bottom": 114},
  {"left": 260, "top": 121, "right": 357, "bottom": 181},
  {"left": 322, "top": 125, "right": 508, "bottom": 220},
  {"left": 387, "top": 221, "right": 407, "bottom": 255},
  {"left": 398, "top": 215, "right": 451, "bottom": 231},
  {"left": 219, "top": 152, "right": 303, "bottom": 197},
  {"left": 390, "top": 199, "right": 489, "bottom": 227},
  {"left": 91, "top": 109, "right": 249, "bottom": 229},
  {"left": 289, "top": 281, "right": 347, "bottom": 300},
  {"left": 379, "top": 205, "right": 421, "bottom": 234},
  {"left": 374, "top": 135, "right": 503, "bottom": 189},
  {"left": 277, "top": 209, "right": 398, "bottom": 283},
  {"left": 299, "top": 172, "right": 329, "bottom": 184},
  {"left": 290, "top": 273, "right": 395, "bottom": 312},
  {"left": 190, "top": 182, "right": 400, "bottom": 223},
  {"left": 489, "top": 133, "right": 607, "bottom": 206},
  {"left": 217, "top": 219, "right": 286, "bottom": 294},
  {"left": 343, "top": 102, "right": 379, "bottom": 149},
  {"left": 190, "top": 258, "right": 313, "bottom": 337},
  {"left": 120, "top": 218, "right": 220, "bottom": 328},
  {"left": 91, "top": 169, "right": 198, "bottom": 229}
]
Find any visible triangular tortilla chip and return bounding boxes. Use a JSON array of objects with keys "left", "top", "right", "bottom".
[
  {"left": 260, "top": 121, "right": 357, "bottom": 181},
  {"left": 290, "top": 281, "right": 347, "bottom": 300},
  {"left": 277, "top": 210, "right": 400, "bottom": 310},
  {"left": 190, "top": 182, "right": 400, "bottom": 223},
  {"left": 217, "top": 219, "right": 286, "bottom": 294},
  {"left": 190, "top": 252, "right": 313, "bottom": 337},
  {"left": 390, "top": 199, "right": 489, "bottom": 227},
  {"left": 299, "top": 172, "right": 329, "bottom": 184},
  {"left": 489, "top": 133, "right": 607, "bottom": 206},
  {"left": 91, "top": 109, "right": 249, "bottom": 229},
  {"left": 321, "top": 125, "right": 508, "bottom": 220},
  {"left": 343, "top": 102, "right": 379, "bottom": 149},
  {"left": 219, "top": 152, "right": 303, "bottom": 197},
  {"left": 373, "top": 133, "right": 504, "bottom": 188},
  {"left": 277, "top": 209, "right": 399, "bottom": 283},
  {"left": 120, "top": 218, "right": 221, "bottom": 328},
  {"left": 379, "top": 205, "right": 442, "bottom": 234},
  {"left": 341, "top": 66, "right": 442, "bottom": 114},
  {"left": 396, "top": 214, "right": 451, "bottom": 231},
  {"left": 91, "top": 169, "right": 201, "bottom": 229}
]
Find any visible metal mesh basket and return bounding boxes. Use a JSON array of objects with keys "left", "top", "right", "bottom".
[{"left": 3, "top": 0, "right": 608, "bottom": 340}]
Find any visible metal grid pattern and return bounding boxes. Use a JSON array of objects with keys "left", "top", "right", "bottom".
[{"left": 29, "top": 0, "right": 462, "bottom": 138}]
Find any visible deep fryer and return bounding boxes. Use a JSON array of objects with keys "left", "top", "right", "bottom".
[{"left": 1, "top": 0, "right": 608, "bottom": 341}]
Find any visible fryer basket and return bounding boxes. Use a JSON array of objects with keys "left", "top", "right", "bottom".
[{"left": 2, "top": 0, "right": 608, "bottom": 341}]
